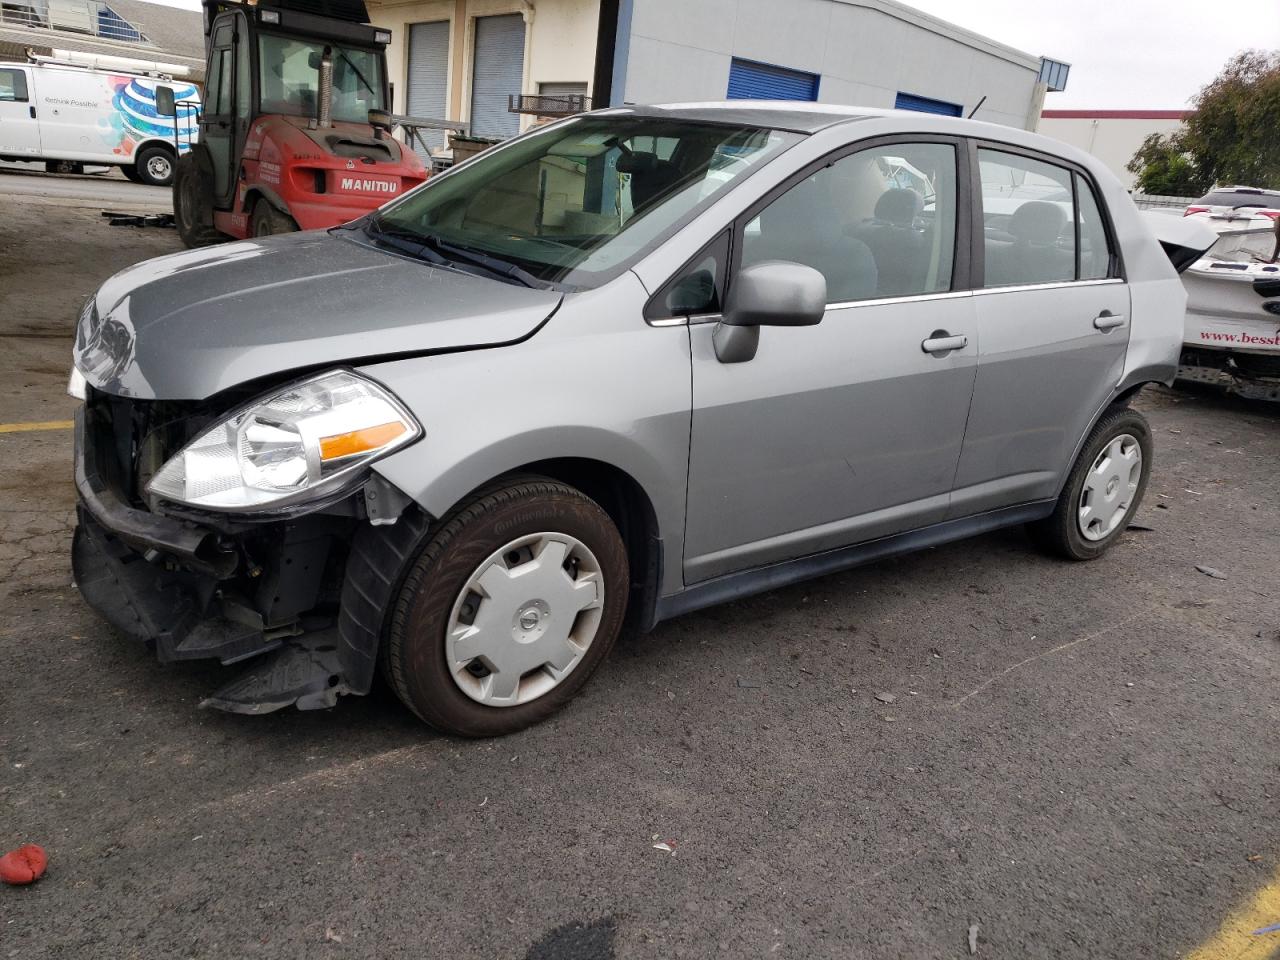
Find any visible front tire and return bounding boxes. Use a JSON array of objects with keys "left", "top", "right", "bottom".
[
  {"left": 1027, "top": 406, "right": 1153, "bottom": 560},
  {"left": 172, "top": 150, "right": 224, "bottom": 247},
  {"left": 385, "top": 478, "right": 629, "bottom": 737}
]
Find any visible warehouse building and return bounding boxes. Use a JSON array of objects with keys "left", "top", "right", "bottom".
[
  {"left": 366, "top": 0, "right": 1066, "bottom": 144},
  {"left": 1038, "top": 109, "right": 1192, "bottom": 190}
]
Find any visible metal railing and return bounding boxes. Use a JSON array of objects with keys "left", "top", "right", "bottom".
[
  {"left": 1131, "top": 193, "right": 1196, "bottom": 211},
  {"left": 507, "top": 93, "right": 590, "bottom": 118},
  {"left": 0, "top": 0, "right": 148, "bottom": 44}
]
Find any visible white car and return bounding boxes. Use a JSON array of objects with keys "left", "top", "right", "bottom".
[
  {"left": 1178, "top": 207, "right": 1280, "bottom": 401},
  {"left": 0, "top": 58, "right": 200, "bottom": 186}
]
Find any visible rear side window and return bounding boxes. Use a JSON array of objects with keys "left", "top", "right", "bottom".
[
  {"left": 0, "top": 68, "right": 28, "bottom": 102},
  {"left": 979, "top": 149, "right": 1116, "bottom": 287},
  {"left": 1076, "top": 173, "right": 1113, "bottom": 280}
]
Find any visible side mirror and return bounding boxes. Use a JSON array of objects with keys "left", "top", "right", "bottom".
[
  {"left": 155, "top": 85, "right": 176, "bottom": 118},
  {"left": 713, "top": 261, "right": 827, "bottom": 363},
  {"left": 368, "top": 108, "right": 393, "bottom": 132}
]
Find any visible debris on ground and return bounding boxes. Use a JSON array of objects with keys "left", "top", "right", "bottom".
[
  {"left": 651, "top": 836, "right": 678, "bottom": 854},
  {"left": 0, "top": 844, "right": 48, "bottom": 885},
  {"left": 874, "top": 692, "right": 896, "bottom": 704},
  {"left": 968, "top": 922, "right": 979, "bottom": 955},
  {"left": 736, "top": 678, "right": 762, "bottom": 689},
  {"left": 1195, "top": 565, "right": 1228, "bottom": 580},
  {"left": 1251, "top": 921, "right": 1280, "bottom": 936},
  {"left": 324, "top": 927, "right": 343, "bottom": 943},
  {"left": 1248, "top": 855, "right": 1262, "bottom": 862},
  {"left": 99, "top": 210, "right": 176, "bottom": 229},
  {"left": 1127, "top": 523, "right": 1156, "bottom": 532}
]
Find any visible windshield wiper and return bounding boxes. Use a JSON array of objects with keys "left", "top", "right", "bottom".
[
  {"left": 338, "top": 51, "right": 377, "bottom": 98},
  {"left": 363, "top": 220, "right": 449, "bottom": 266},
  {"left": 419, "top": 236, "right": 548, "bottom": 289}
]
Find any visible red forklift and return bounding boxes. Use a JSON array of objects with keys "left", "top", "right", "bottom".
[{"left": 172, "top": 0, "right": 431, "bottom": 246}]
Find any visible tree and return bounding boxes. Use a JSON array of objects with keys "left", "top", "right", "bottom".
[
  {"left": 1127, "top": 49, "right": 1280, "bottom": 195},
  {"left": 1125, "top": 132, "right": 1207, "bottom": 196}
]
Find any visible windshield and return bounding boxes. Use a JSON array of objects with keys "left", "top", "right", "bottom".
[
  {"left": 371, "top": 116, "right": 800, "bottom": 287},
  {"left": 258, "top": 35, "right": 385, "bottom": 123}
]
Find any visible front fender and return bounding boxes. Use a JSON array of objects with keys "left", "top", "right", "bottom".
[{"left": 358, "top": 277, "right": 693, "bottom": 597}]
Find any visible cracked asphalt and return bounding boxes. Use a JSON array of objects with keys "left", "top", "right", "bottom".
[{"left": 2, "top": 171, "right": 1279, "bottom": 959}]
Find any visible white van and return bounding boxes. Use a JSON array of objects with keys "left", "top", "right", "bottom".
[{"left": 0, "top": 59, "right": 200, "bottom": 186}]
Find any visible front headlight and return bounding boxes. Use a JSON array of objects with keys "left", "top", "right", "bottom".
[{"left": 147, "top": 370, "right": 420, "bottom": 512}]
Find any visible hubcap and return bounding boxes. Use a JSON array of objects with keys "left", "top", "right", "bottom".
[
  {"left": 1078, "top": 433, "right": 1142, "bottom": 541},
  {"left": 446, "top": 532, "right": 604, "bottom": 707},
  {"left": 148, "top": 155, "right": 172, "bottom": 180}
]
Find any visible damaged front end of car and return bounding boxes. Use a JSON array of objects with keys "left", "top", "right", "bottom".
[{"left": 71, "top": 371, "right": 427, "bottom": 714}]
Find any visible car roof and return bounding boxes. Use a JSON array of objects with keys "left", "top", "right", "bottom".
[{"left": 601, "top": 100, "right": 881, "bottom": 133}]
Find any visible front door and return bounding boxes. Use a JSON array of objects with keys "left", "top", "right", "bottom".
[
  {"left": 684, "top": 139, "right": 979, "bottom": 583},
  {"left": 202, "top": 18, "right": 237, "bottom": 205},
  {"left": 949, "top": 146, "right": 1131, "bottom": 517},
  {"left": 0, "top": 67, "right": 40, "bottom": 158}
]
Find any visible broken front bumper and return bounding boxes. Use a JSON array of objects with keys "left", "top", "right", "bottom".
[{"left": 71, "top": 405, "right": 409, "bottom": 714}]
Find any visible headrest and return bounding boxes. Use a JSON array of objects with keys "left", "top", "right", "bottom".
[
  {"left": 616, "top": 151, "right": 659, "bottom": 175},
  {"left": 1009, "top": 201, "right": 1067, "bottom": 246},
  {"left": 874, "top": 188, "right": 922, "bottom": 226}
]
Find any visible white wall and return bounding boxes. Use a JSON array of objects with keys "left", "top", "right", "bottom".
[
  {"left": 1037, "top": 113, "right": 1189, "bottom": 190},
  {"left": 619, "top": 0, "right": 1043, "bottom": 129}
]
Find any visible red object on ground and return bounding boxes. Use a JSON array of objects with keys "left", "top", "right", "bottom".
[{"left": 0, "top": 845, "right": 47, "bottom": 885}]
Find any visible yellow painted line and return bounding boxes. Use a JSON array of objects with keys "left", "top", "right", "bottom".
[
  {"left": 1186, "top": 864, "right": 1280, "bottom": 960},
  {"left": 0, "top": 420, "right": 74, "bottom": 434}
]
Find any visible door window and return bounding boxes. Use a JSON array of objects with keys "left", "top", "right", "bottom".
[
  {"left": 978, "top": 149, "right": 1078, "bottom": 286},
  {"left": 739, "top": 142, "right": 958, "bottom": 303},
  {"left": 235, "top": 22, "right": 252, "bottom": 119},
  {"left": 646, "top": 234, "right": 728, "bottom": 320},
  {"left": 0, "top": 69, "right": 28, "bottom": 102},
  {"left": 206, "top": 47, "right": 231, "bottom": 115}
]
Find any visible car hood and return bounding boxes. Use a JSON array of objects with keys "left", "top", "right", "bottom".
[{"left": 75, "top": 229, "right": 562, "bottom": 400}]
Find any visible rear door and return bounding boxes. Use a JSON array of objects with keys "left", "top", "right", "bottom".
[
  {"left": 0, "top": 66, "right": 40, "bottom": 158},
  {"left": 949, "top": 144, "right": 1129, "bottom": 517}
]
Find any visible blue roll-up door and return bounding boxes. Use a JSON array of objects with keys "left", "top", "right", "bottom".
[
  {"left": 894, "top": 92, "right": 963, "bottom": 117},
  {"left": 727, "top": 58, "right": 819, "bottom": 101},
  {"left": 471, "top": 13, "right": 525, "bottom": 137}
]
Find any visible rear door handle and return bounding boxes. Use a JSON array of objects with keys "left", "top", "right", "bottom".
[
  {"left": 921, "top": 333, "right": 968, "bottom": 355},
  {"left": 1093, "top": 311, "right": 1126, "bottom": 331}
]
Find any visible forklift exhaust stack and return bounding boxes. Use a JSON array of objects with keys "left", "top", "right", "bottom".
[{"left": 317, "top": 47, "right": 333, "bottom": 128}]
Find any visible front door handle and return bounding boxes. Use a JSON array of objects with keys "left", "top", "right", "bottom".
[
  {"left": 28, "top": 105, "right": 35, "bottom": 119},
  {"left": 921, "top": 332, "right": 968, "bottom": 355},
  {"left": 1093, "top": 311, "right": 1126, "bottom": 331}
]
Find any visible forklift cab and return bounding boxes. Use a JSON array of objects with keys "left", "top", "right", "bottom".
[{"left": 199, "top": 0, "right": 392, "bottom": 210}]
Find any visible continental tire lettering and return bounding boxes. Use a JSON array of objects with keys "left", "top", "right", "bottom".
[{"left": 494, "top": 510, "right": 562, "bottom": 535}]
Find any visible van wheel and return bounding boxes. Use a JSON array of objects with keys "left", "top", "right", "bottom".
[
  {"left": 172, "top": 151, "right": 224, "bottom": 248},
  {"left": 252, "top": 199, "right": 298, "bottom": 237},
  {"left": 120, "top": 164, "right": 144, "bottom": 184},
  {"left": 134, "top": 145, "right": 175, "bottom": 186},
  {"left": 1027, "top": 407, "right": 1152, "bottom": 560},
  {"left": 385, "top": 478, "right": 629, "bottom": 737}
]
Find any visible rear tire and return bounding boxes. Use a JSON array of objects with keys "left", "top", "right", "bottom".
[
  {"left": 385, "top": 478, "right": 629, "bottom": 737},
  {"left": 252, "top": 199, "right": 298, "bottom": 237},
  {"left": 172, "top": 150, "right": 224, "bottom": 248},
  {"left": 120, "top": 164, "right": 145, "bottom": 184},
  {"left": 1027, "top": 406, "right": 1153, "bottom": 560},
  {"left": 134, "top": 145, "right": 175, "bottom": 186}
]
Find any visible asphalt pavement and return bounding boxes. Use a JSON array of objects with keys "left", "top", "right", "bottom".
[{"left": 2, "top": 171, "right": 1279, "bottom": 960}]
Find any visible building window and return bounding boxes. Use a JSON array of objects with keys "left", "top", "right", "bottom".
[
  {"left": 726, "top": 58, "right": 819, "bottom": 102},
  {"left": 894, "top": 92, "right": 962, "bottom": 117}
]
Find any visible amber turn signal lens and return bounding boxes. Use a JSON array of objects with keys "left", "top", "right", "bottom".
[{"left": 319, "top": 421, "right": 407, "bottom": 461}]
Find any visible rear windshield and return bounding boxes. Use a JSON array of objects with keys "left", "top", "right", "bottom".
[
  {"left": 372, "top": 116, "right": 799, "bottom": 288},
  {"left": 1197, "top": 190, "right": 1280, "bottom": 208}
]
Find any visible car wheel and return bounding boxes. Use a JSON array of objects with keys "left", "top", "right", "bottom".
[
  {"left": 120, "top": 164, "right": 145, "bottom": 184},
  {"left": 172, "top": 151, "right": 224, "bottom": 248},
  {"left": 1027, "top": 406, "right": 1152, "bottom": 560},
  {"left": 385, "top": 477, "right": 629, "bottom": 737},
  {"left": 134, "top": 145, "right": 175, "bottom": 186},
  {"left": 253, "top": 199, "right": 298, "bottom": 237}
]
